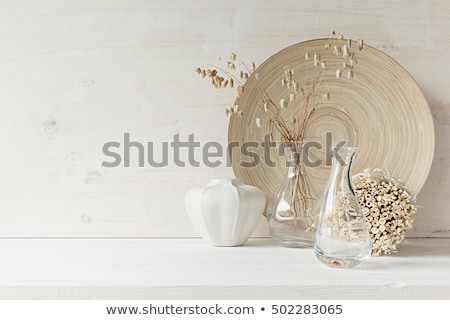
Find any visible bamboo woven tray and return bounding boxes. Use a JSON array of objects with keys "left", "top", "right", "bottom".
[{"left": 228, "top": 39, "right": 434, "bottom": 206}]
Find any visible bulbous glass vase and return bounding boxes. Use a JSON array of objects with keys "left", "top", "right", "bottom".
[
  {"left": 314, "top": 147, "right": 372, "bottom": 268},
  {"left": 267, "top": 142, "right": 320, "bottom": 248}
]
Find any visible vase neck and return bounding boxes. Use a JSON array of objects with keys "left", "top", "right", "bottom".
[{"left": 330, "top": 147, "right": 357, "bottom": 192}]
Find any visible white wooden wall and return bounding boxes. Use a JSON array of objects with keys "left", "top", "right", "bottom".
[{"left": 0, "top": 0, "right": 448, "bottom": 238}]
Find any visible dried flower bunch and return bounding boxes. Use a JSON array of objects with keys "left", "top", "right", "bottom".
[{"left": 352, "top": 169, "right": 417, "bottom": 256}]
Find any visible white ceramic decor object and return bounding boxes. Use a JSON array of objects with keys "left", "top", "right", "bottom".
[{"left": 185, "top": 179, "right": 266, "bottom": 246}]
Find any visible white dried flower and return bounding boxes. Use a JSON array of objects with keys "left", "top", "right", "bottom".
[{"left": 353, "top": 169, "right": 417, "bottom": 256}]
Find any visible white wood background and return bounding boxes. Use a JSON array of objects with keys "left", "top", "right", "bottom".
[{"left": 0, "top": 0, "right": 448, "bottom": 238}]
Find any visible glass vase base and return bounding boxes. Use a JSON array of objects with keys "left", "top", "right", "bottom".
[
  {"left": 315, "top": 250, "right": 368, "bottom": 269},
  {"left": 272, "top": 235, "right": 314, "bottom": 248}
]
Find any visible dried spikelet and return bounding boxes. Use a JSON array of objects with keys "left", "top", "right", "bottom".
[
  {"left": 244, "top": 72, "right": 249, "bottom": 80},
  {"left": 229, "top": 78, "right": 234, "bottom": 88},
  {"left": 324, "top": 43, "right": 331, "bottom": 49},
  {"left": 336, "top": 69, "right": 342, "bottom": 79},
  {"left": 343, "top": 62, "right": 348, "bottom": 69},
  {"left": 320, "top": 62, "right": 327, "bottom": 70},
  {"left": 347, "top": 70, "right": 354, "bottom": 79},
  {"left": 338, "top": 34, "right": 344, "bottom": 40},
  {"left": 305, "top": 52, "right": 310, "bottom": 60},
  {"left": 263, "top": 103, "right": 268, "bottom": 113},
  {"left": 322, "top": 92, "right": 330, "bottom": 103},
  {"left": 358, "top": 39, "right": 364, "bottom": 51},
  {"left": 255, "top": 73, "right": 259, "bottom": 80},
  {"left": 285, "top": 69, "right": 293, "bottom": 81},
  {"left": 239, "top": 70, "right": 244, "bottom": 79},
  {"left": 251, "top": 62, "right": 256, "bottom": 71},
  {"left": 289, "top": 93, "right": 295, "bottom": 102},
  {"left": 293, "top": 81, "right": 299, "bottom": 94},
  {"left": 255, "top": 118, "right": 262, "bottom": 128},
  {"left": 195, "top": 67, "right": 202, "bottom": 74},
  {"left": 347, "top": 38, "right": 352, "bottom": 48},
  {"left": 342, "top": 44, "right": 349, "bottom": 58},
  {"left": 281, "top": 79, "right": 287, "bottom": 86},
  {"left": 201, "top": 69, "right": 206, "bottom": 78},
  {"left": 280, "top": 99, "right": 287, "bottom": 109},
  {"left": 313, "top": 53, "right": 320, "bottom": 66},
  {"left": 333, "top": 45, "right": 342, "bottom": 56},
  {"left": 227, "top": 62, "right": 235, "bottom": 70},
  {"left": 237, "top": 85, "right": 244, "bottom": 97},
  {"left": 237, "top": 111, "right": 243, "bottom": 118},
  {"left": 222, "top": 80, "right": 228, "bottom": 88},
  {"left": 225, "top": 108, "right": 231, "bottom": 116},
  {"left": 229, "top": 53, "right": 237, "bottom": 61}
]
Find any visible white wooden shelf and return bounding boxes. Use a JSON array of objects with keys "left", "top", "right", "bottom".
[{"left": 1, "top": 238, "right": 450, "bottom": 299}]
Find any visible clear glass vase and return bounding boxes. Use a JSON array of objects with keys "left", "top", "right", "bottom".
[
  {"left": 314, "top": 147, "right": 372, "bottom": 268},
  {"left": 267, "top": 142, "right": 320, "bottom": 248}
]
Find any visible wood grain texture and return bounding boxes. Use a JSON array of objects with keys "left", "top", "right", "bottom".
[
  {"left": 0, "top": 0, "right": 448, "bottom": 237},
  {"left": 1, "top": 238, "right": 450, "bottom": 299}
]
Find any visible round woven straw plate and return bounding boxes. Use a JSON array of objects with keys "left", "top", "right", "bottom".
[{"left": 228, "top": 38, "right": 434, "bottom": 208}]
